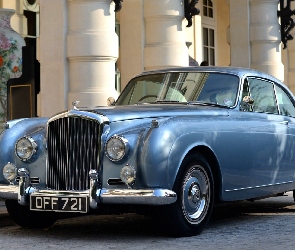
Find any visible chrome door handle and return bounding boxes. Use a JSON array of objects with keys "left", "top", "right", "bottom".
[{"left": 280, "top": 121, "right": 289, "bottom": 125}]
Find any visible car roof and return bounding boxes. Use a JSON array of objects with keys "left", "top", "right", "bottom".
[{"left": 136, "top": 66, "right": 282, "bottom": 84}]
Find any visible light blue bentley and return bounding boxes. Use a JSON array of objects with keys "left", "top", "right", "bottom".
[{"left": 0, "top": 67, "right": 295, "bottom": 236}]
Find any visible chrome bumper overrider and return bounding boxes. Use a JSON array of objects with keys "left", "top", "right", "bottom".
[{"left": 0, "top": 184, "right": 177, "bottom": 209}]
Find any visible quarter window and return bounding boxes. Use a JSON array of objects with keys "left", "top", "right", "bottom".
[
  {"left": 242, "top": 78, "right": 278, "bottom": 114},
  {"left": 275, "top": 85, "right": 295, "bottom": 117}
]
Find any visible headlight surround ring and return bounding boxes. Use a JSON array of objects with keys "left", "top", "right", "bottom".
[
  {"left": 105, "top": 135, "right": 129, "bottom": 162},
  {"left": 15, "top": 137, "right": 38, "bottom": 162}
]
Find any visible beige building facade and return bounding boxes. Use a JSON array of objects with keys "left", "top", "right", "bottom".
[{"left": 1, "top": 0, "right": 294, "bottom": 118}]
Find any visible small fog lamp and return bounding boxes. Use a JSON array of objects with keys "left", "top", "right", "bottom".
[
  {"left": 120, "top": 165, "right": 136, "bottom": 185},
  {"left": 3, "top": 162, "right": 17, "bottom": 182}
]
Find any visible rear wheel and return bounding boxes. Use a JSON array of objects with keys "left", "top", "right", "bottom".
[
  {"left": 5, "top": 199, "right": 58, "bottom": 228},
  {"left": 163, "top": 153, "right": 214, "bottom": 237}
]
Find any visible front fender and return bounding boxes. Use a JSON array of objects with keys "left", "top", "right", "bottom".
[
  {"left": 0, "top": 118, "right": 48, "bottom": 184},
  {"left": 167, "top": 133, "right": 217, "bottom": 189},
  {"left": 139, "top": 117, "right": 222, "bottom": 190}
]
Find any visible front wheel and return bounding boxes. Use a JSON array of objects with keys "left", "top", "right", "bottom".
[
  {"left": 5, "top": 199, "right": 58, "bottom": 228},
  {"left": 162, "top": 153, "right": 214, "bottom": 237}
]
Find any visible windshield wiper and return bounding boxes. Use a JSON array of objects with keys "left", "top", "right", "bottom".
[
  {"left": 187, "top": 101, "right": 228, "bottom": 108},
  {"left": 155, "top": 100, "right": 180, "bottom": 103}
]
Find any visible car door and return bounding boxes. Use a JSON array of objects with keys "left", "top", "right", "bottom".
[
  {"left": 241, "top": 77, "right": 295, "bottom": 196},
  {"left": 274, "top": 83, "right": 295, "bottom": 187}
]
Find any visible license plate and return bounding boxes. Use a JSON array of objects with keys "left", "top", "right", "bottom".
[{"left": 30, "top": 195, "right": 88, "bottom": 213}]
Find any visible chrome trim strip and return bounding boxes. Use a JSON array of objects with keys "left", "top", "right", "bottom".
[
  {"left": 48, "top": 109, "right": 109, "bottom": 124},
  {"left": 224, "top": 181, "right": 293, "bottom": 192},
  {"left": 30, "top": 189, "right": 90, "bottom": 196}
]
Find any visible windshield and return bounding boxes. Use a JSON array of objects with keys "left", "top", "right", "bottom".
[{"left": 116, "top": 72, "right": 240, "bottom": 107}]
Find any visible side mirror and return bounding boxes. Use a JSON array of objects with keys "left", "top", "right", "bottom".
[{"left": 107, "top": 97, "right": 116, "bottom": 106}]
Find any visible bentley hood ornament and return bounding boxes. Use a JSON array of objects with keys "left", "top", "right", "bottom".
[{"left": 72, "top": 101, "right": 80, "bottom": 110}]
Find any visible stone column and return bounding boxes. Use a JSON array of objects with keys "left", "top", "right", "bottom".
[
  {"left": 39, "top": 0, "right": 67, "bottom": 117},
  {"left": 249, "top": 0, "right": 284, "bottom": 81},
  {"left": 287, "top": 1, "right": 295, "bottom": 92},
  {"left": 143, "top": 0, "right": 188, "bottom": 71},
  {"left": 229, "top": 0, "right": 251, "bottom": 68},
  {"left": 67, "top": 0, "right": 118, "bottom": 108},
  {"left": 119, "top": 0, "right": 144, "bottom": 90}
]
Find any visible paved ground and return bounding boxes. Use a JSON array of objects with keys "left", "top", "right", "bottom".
[{"left": 0, "top": 192, "right": 294, "bottom": 249}]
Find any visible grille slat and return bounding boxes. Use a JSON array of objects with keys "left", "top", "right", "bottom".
[{"left": 47, "top": 117, "right": 102, "bottom": 191}]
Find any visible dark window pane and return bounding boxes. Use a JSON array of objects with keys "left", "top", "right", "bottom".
[
  {"left": 209, "top": 29, "right": 214, "bottom": 47},
  {"left": 210, "top": 48, "right": 215, "bottom": 66},
  {"left": 209, "top": 8, "right": 213, "bottom": 18},
  {"left": 208, "top": 0, "right": 213, "bottom": 7},
  {"left": 203, "top": 7, "right": 207, "bottom": 16},
  {"left": 204, "top": 47, "right": 208, "bottom": 62},
  {"left": 203, "top": 28, "right": 208, "bottom": 46}
]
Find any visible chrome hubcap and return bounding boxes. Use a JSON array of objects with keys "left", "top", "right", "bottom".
[
  {"left": 182, "top": 166, "right": 210, "bottom": 224},
  {"left": 189, "top": 184, "right": 201, "bottom": 205}
]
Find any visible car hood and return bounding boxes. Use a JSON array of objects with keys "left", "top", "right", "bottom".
[{"left": 90, "top": 104, "right": 230, "bottom": 122}]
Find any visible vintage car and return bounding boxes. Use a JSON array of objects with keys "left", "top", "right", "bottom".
[{"left": 0, "top": 66, "right": 295, "bottom": 237}]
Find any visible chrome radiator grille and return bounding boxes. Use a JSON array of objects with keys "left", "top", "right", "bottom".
[{"left": 47, "top": 116, "right": 102, "bottom": 191}]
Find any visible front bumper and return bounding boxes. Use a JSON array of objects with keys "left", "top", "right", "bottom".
[
  {"left": 0, "top": 184, "right": 177, "bottom": 210},
  {"left": 0, "top": 168, "right": 177, "bottom": 211}
]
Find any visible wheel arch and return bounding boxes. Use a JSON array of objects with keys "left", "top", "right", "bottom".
[
  {"left": 190, "top": 146, "right": 222, "bottom": 203},
  {"left": 169, "top": 145, "right": 222, "bottom": 203},
  {"left": 163, "top": 146, "right": 220, "bottom": 236}
]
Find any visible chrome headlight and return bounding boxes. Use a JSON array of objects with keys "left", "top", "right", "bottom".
[
  {"left": 15, "top": 137, "right": 38, "bottom": 162},
  {"left": 106, "top": 135, "right": 129, "bottom": 161}
]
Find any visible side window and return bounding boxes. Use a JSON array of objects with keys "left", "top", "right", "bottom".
[
  {"left": 248, "top": 78, "right": 278, "bottom": 114},
  {"left": 275, "top": 85, "right": 295, "bottom": 117}
]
